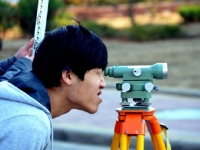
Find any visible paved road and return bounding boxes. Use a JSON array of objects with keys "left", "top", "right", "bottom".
[
  {"left": 53, "top": 88, "right": 200, "bottom": 134},
  {"left": 48, "top": 141, "right": 115, "bottom": 150},
  {"left": 49, "top": 140, "right": 136, "bottom": 150}
]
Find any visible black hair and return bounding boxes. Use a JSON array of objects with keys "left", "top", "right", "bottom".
[{"left": 32, "top": 25, "right": 108, "bottom": 88}]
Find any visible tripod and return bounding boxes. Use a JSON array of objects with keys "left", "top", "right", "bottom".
[{"left": 111, "top": 106, "right": 170, "bottom": 150}]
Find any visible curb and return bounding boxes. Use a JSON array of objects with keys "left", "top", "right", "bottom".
[
  {"left": 53, "top": 123, "right": 200, "bottom": 150},
  {"left": 105, "top": 83, "right": 200, "bottom": 98}
]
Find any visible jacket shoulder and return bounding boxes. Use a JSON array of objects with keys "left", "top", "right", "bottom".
[{"left": 0, "top": 115, "right": 51, "bottom": 150}]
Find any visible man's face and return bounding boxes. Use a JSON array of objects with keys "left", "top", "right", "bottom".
[{"left": 69, "top": 68, "right": 106, "bottom": 114}]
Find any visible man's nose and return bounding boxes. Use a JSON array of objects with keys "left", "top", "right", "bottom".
[{"left": 100, "top": 76, "right": 106, "bottom": 89}]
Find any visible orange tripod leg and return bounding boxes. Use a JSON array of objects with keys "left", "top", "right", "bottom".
[
  {"left": 120, "top": 134, "right": 129, "bottom": 150},
  {"left": 127, "top": 136, "right": 131, "bottom": 149},
  {"left": 150, "top": 133, "right": 159, "bottom": 150},
  {"left": 136, "top": 135, "right": 144, "bottom": 150},
  {"left": 111, "top": 132, "right": 120, "bottom": 150},
  {"left": 154, "top": 133, "right": 166, "bottom": 150},
  {"left": 146, "top": 116, "right": 166, "bottom": 150}
]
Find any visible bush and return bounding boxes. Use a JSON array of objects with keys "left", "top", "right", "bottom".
[
  {"left": 17, "top": 0, "right": 64, "bottom": 35},
  {"left": 0, "top": 0, "right": 16, "bottom": 39},
  {"left": 82, "top": 21, "right": 119, "bottom": 38},
  {"left": 81, "top": 21, "right": 183, "bottom": 41},
  {"left": 178, "top": 5, "right": 200, "bottom": 22},
  {"left": 127, "top": 25, "right": 183, "bottom": 41}
]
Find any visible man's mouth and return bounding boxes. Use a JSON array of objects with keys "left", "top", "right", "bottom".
[{"left": 97, "top": 91, "right": 102, "bottom": 97}]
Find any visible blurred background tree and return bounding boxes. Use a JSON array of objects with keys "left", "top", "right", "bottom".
[
  {"left": 53, "top": 10, "right": 76, "bottom": 27},
  {"left": 1, "top": 0, "right": 199, "bottom": 41},
  {"left": 127, "top": 0, "right": 142, "bottom": 26},
  {"left": 63, "top": 0, "right": 83, "bottom": 6},
  {"left": 16, "top": 0, "right": 64, "bottom": 36},
  {"left": 0, "top": 0, "right": 16, "bottom": 50}
]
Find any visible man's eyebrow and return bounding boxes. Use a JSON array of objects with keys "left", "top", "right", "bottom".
[{"left": 95, "top": 69, "right": 102, "bottom": 73}]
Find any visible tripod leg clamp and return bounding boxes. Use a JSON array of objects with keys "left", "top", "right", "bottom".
[
  {"left": 160, "top": 123, "right": 168, "bottom": 130},
  {"left": 160, "top": 123, "right": 171, "bottom": 150}
]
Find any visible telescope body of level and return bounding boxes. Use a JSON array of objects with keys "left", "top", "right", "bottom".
[{"left": 104, "top": 63, "right": 168, "bottom": 80}]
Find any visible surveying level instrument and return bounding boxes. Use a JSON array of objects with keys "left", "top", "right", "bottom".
[
  {"left": 33, "top": 0, "right": 49, "bottom": 56},
  {"left": 104, "top": 63, "right": 171, "bottom": 150}
]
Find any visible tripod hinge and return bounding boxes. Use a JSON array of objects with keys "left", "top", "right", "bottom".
[{"left": 143, "top": 115, "right": 154, "bottom": 121}]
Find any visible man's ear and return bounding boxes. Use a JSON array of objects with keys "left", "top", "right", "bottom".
[{"left": 61, "top": 70, "right": 72, "bottom": 85}]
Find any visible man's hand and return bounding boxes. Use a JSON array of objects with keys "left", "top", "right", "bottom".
[{"left": 15, "top": 38, "right": 34, "bottom": 61}]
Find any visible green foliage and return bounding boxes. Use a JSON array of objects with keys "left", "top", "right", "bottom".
[
  {"left": 0, "top": 0, "right": 16, "bottom": 39},
  {"left": 82, "top": 21, "right": 119, "bottom": 38},
  {"left": 81, "top": 21, "right": 183, "bottom": 41},
  {"left": 63, "top": 0, "right": 83, "bottom": 5},
  {"left": 127, "top": 25, "right": 183, "bottom": 41},
  {"left": 178, "top": 5, "right": 200, "bottom": 22},
  {"left": 64, "top": 0, "right": 174, "bottom": 6},
  {"left": 53, "top": 11, "right": 76, "bottom": 28},
  {"left": 17, "top": 0, "right": 64, "bottom": 35},
  {"left": 94, "top": 0, "right": 129, "bottom": 5}
]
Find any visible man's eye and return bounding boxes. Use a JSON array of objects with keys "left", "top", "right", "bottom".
[
  {"left": 96, "top": 71, "right": 102, "bottom": 76},
  {"left": 96, "top": 69, "right": 102, "bottom": 75}
]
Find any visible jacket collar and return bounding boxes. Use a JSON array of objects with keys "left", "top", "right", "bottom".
[{"left": 8, "top": 72, "right": 51, "bottom": 112}]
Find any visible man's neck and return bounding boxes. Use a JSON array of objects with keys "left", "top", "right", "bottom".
[{"left": 46, "top": 87, "right": 72, "bottom": 118}]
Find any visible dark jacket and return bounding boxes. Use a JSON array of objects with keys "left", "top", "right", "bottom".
[
  {"left": 0, "top": 56, "right": 51, "bottom": 112},
  {"left": 0, "top": 56, "right": 32, "bottom": 82},
  {"left": 0, "top": 56, "right": 16, "bottom": 76}
]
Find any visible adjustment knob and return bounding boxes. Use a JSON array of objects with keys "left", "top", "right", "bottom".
[
  {"left": 154, "top": 85, "right": 159, "bottom": 91},
  {"left": 133, "top": 68, "right": 142, "bottom": 76},
  {"left": 145, "top": 83, "right": 154, "bottom": 92},
  {"left": 122, "top": 83, "right": 131, "bottom": 92}
]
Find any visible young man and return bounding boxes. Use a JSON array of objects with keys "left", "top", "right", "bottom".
[{"left": 0, "top": 25, "right": 108, "bottom": 150}]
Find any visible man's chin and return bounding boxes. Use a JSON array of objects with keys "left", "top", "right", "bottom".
[
  {"left": 80, "top": 105, "right": 99, "bottom": 114},
  {"left": 87, "top": 107, "right": 98, "bottom": 114}
]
